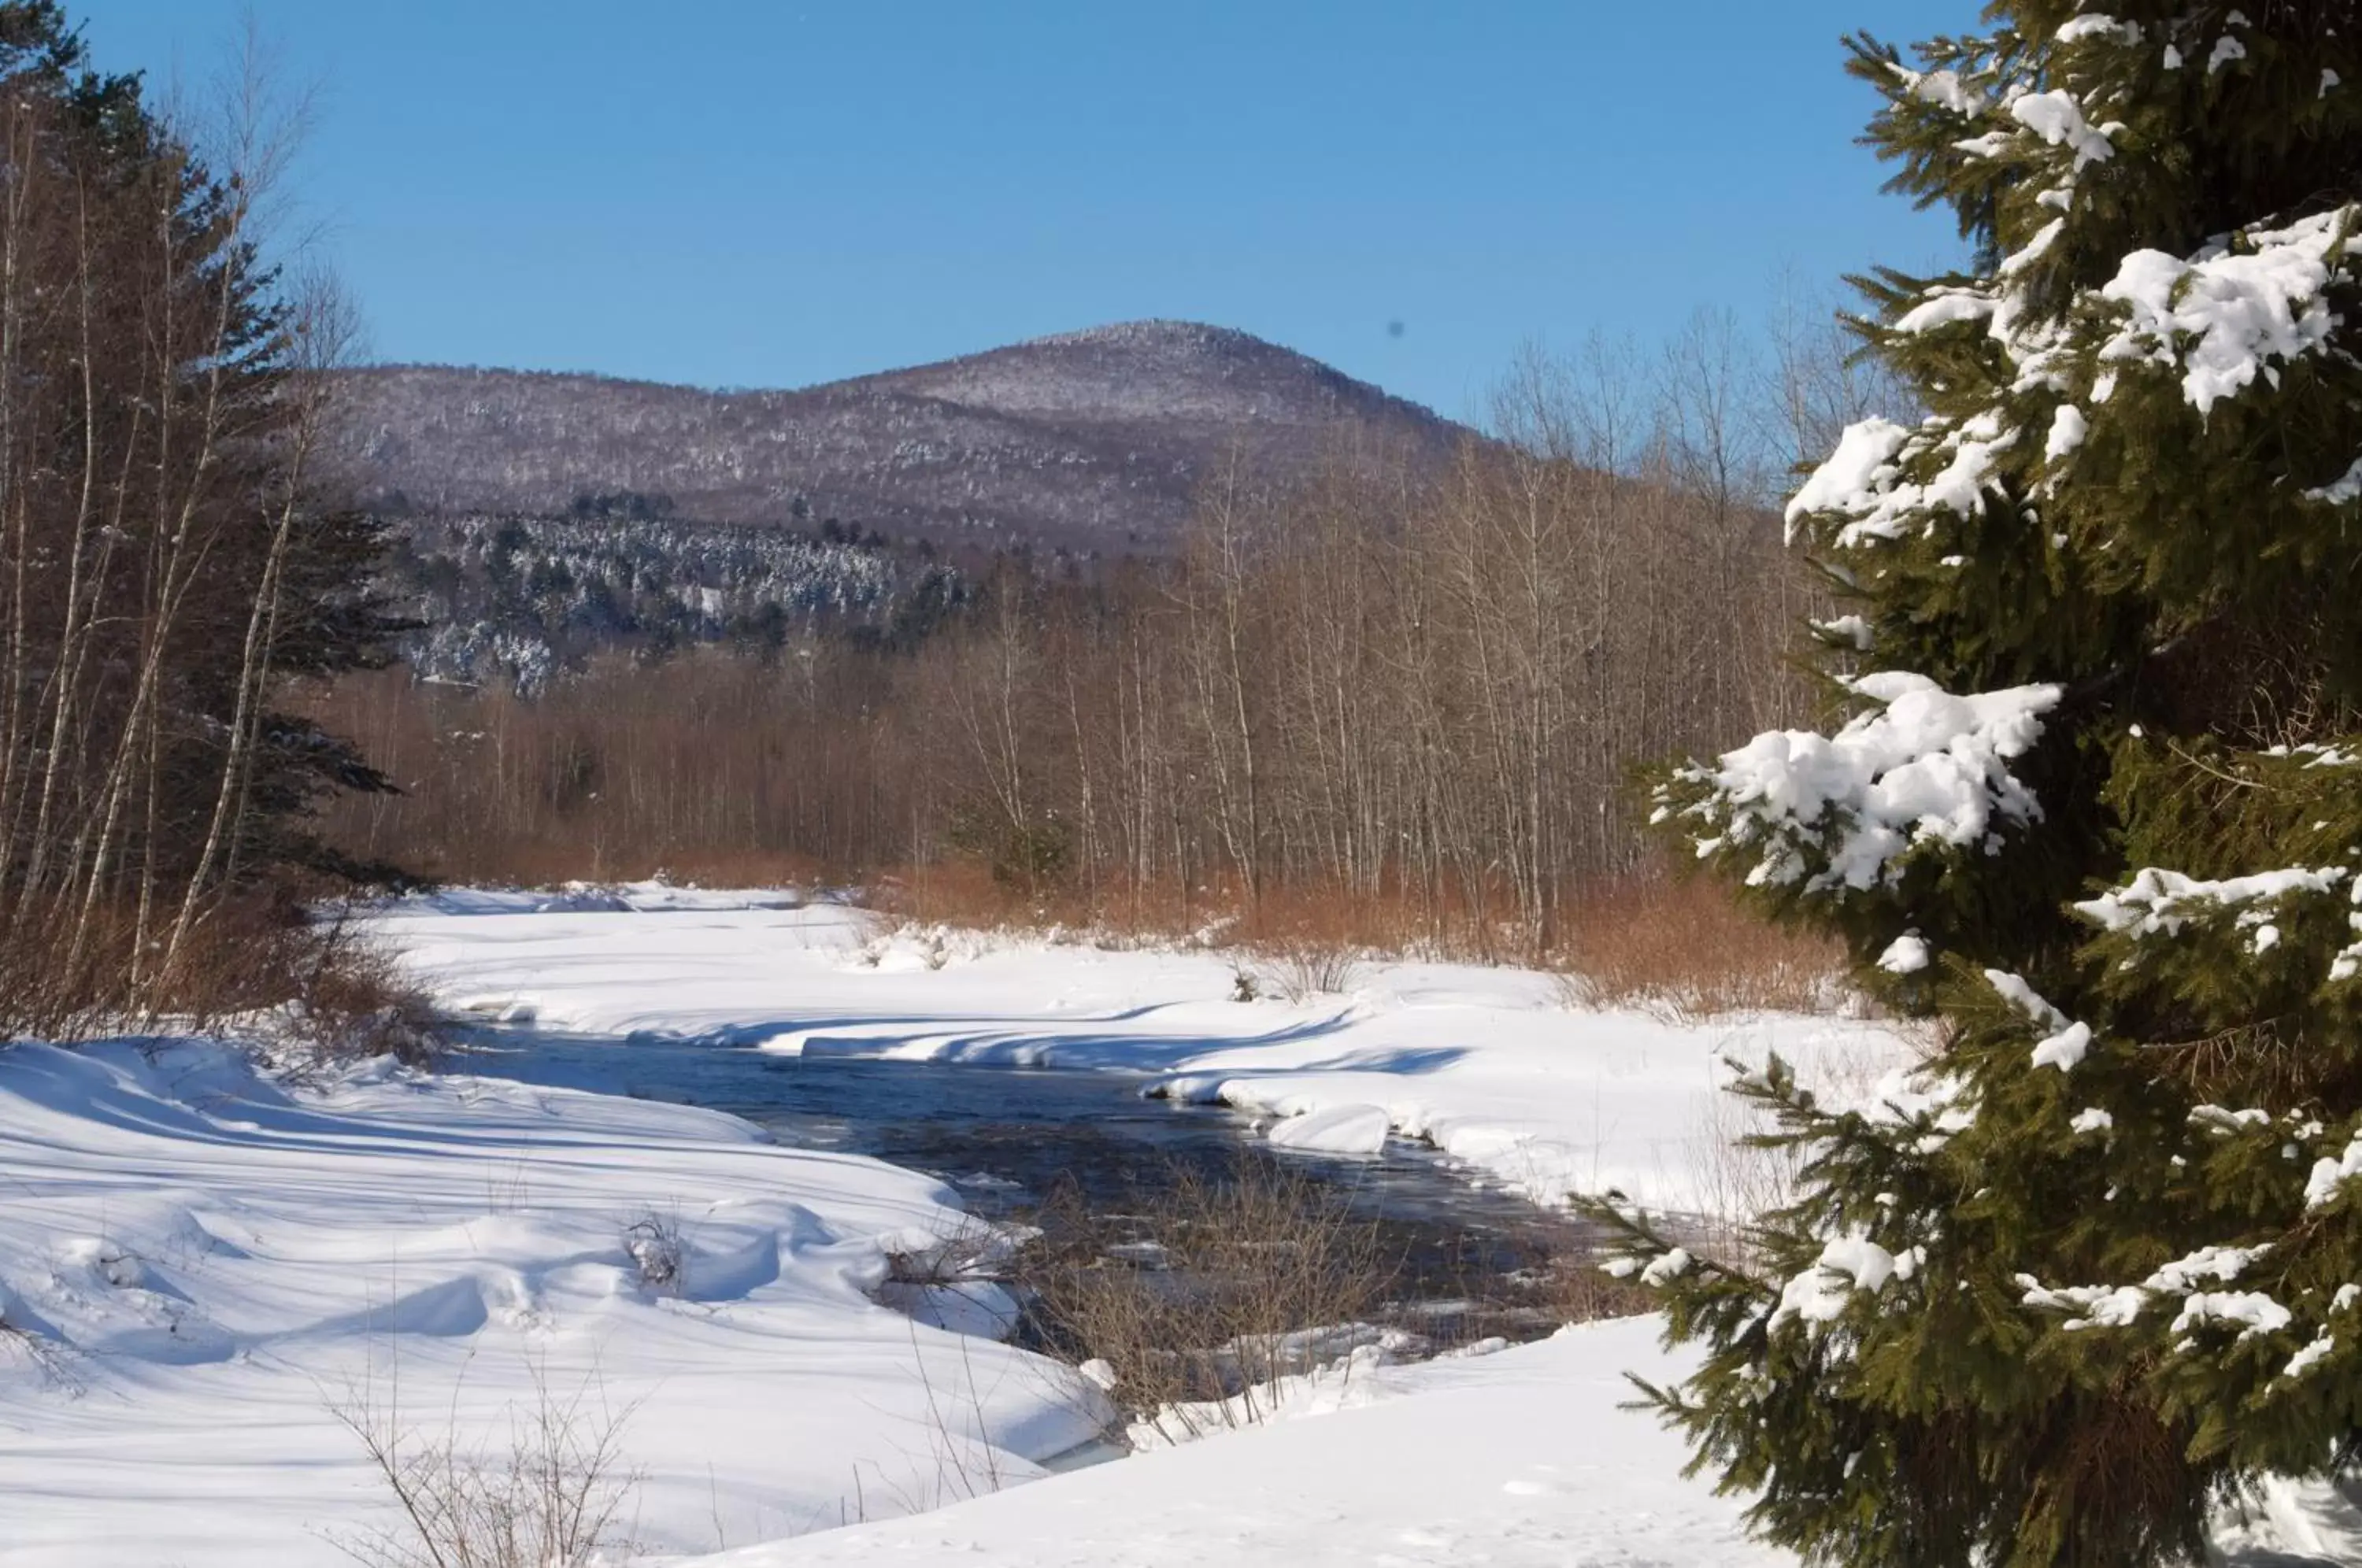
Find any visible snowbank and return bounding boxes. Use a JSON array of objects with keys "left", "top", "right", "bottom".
[
  {"left": 1262, "top": 1100, "right": 1393, "bottom": 1156},
  {"left": 0, "top": 1037, "right": 1104, "bottom": 1565},
  {"left": 679, "top": 1315, "right": 1783, "bottom": 1568},
  {"left": 397, "top": 879, "right": 813, "bottom": 917}
]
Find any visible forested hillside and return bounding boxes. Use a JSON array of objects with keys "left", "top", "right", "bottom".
[
  {"left": 330, "top": 321, "right": 1463, "bottom": 553},
  {"left": 385, "top": 514, "right": 964, "bottom": 690}
]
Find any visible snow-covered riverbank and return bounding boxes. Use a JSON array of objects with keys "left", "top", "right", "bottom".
[
  {"left": 4, "top": 890, "right": 2353, "bottom": 1563},
  {"left": 0, "top": 886, "right": 1879, "bottom": 1564},
  {"left": 379, "top": 888, "right": 1908, "bottom": 1216},
  {"left": 0, "top": 1036, "right": 1104, "bottom": 1565}
]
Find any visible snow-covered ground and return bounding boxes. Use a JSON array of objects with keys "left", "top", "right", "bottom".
[
  {"left": 690, "top": 1315, "right": 1775, "bottom": 1568},
  {"left": 0, "top": 1035, "right": 1104, "bottom": 1566},
  {"left": 9, "top": 888, "right": 2342, "bottom": 1564}
]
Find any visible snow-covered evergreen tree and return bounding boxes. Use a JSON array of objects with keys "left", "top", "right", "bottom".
[{"left": 1591, "top": 7, "right": 2362, "bottom": 1563}]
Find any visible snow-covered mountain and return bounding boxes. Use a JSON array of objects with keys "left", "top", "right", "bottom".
[{"left": 329, "top": 321, "right": 1464, "bottom": 553}]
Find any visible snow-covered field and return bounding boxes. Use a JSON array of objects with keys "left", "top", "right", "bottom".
[{"left": 13, "top": 887, "right": 2335, "bottom": 1564}]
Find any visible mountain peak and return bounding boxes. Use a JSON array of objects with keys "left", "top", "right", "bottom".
[
  {"left": 844, "top": 319, "right": 1439, "bottom": 434},
  {"left": 1017, "top": 319, "right": 1264, "bottom": 353}
]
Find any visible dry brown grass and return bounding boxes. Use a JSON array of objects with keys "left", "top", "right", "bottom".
[
  {"left": 0, "top": 892, "right": 439, "bottom": 1058},
  {"left": 879, "top": 865, "right": 1549, "bottom": 952},
  {"left": 883, "top": 865, "right": 1849, "bottom": 1022},
  {"left": 1005, "top": 1155, "right": 1660, "bottom": 1442},
  {"left": 1235, "top": 937, "right": 1364, "bottom": 1004},
  {"left": 0, "top": 904, "right": 143, "bottom": 1043},
  {"left": 1553, "top": 877, "right": 1848, "bottom": 1021},
  {"left": 1530, "top": 1248, "right": 1659, "bottom": 1326},
  {"left": 1017, "top": 1156, "right": 1401, "bottom": 1438}
]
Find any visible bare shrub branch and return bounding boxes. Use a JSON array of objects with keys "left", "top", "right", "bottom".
[
  {"left": 328, "top": 1363, "right": 641, "bottom": 1568},
  {"left": 1016, "top": 1156, "right": 1401, "bottom": 1441}
]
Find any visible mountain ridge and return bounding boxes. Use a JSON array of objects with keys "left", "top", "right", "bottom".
[{"left": 328, "top": 320, "right": 1468, "bottom": 553}]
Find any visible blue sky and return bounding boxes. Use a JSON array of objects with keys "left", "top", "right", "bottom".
[{"left": 85, "top": 2, "right": 1978, "bottom": 422}]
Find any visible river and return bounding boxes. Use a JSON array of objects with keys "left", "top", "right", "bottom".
[{"left": 445, "top": 1021, "right": 1605, "bottom": 1351}]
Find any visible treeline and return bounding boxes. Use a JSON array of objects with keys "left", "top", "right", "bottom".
[
  {"left": 0, "top": 6, "right": 398, "bottom": 1035},
  {"left": 313, "top": 321, "right": 1884, "bottom": 957}
]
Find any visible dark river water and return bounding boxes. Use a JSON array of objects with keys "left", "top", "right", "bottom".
[{"left": 446, "top": 1024, "right": 1601, "bottom": 1346}]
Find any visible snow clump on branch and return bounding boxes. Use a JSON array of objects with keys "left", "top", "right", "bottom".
[{"left": 1665, "top": 673, "right": 2060, "bottom": 895}]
